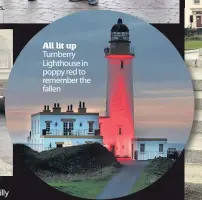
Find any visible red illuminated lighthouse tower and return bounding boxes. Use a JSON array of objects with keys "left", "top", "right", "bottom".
[{"left": 100, "top": 18, "right": 135, "bottom": 158}]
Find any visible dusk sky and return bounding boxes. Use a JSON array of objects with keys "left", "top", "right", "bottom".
[{"left": 5, "top": 10, "right": 194, "bottom": 144}]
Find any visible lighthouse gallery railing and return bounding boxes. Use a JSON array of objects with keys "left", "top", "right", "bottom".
[{"left": 39, "top": 129, "right": 101, "bottom": 136}]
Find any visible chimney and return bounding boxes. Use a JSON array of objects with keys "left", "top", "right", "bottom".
[
  {"left": 66, "top": 104, "right": 74, "bottom": 112},
  {"left": 78, "top": 101, "right": 86, "bottom": 113},
  {"left": 53, "top": 103, "right": 61, "bottom": 113},
  {"left": 43, "top": 105, "right": 51, "bottom": 112}
]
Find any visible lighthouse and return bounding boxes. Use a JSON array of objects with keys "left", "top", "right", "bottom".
[{"left": 100, "top": 18, "right": 135, "bottom": 158}]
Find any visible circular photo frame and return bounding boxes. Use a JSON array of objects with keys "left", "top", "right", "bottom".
[{"left": 6, "top": 10, "right": 194, "bottom": 199}]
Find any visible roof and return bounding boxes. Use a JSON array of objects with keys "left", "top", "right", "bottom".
[
  {"left": 31, "top": 112, "right": 99, "bottom": 117},
  {"left": 133, "top": 138, "right": 167, "bottom": 141},
  {"left": 111, "top": 18, "right": 129, "bottom": 32}
]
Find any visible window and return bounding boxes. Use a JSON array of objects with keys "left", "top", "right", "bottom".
[
  {"left": 63, "top": 122, "right": 74, "bottom": 135},
  {"left": 45, "top": 122, "right": 50, "bottom": 133},
  {"left": 35, "top": 120, "right": 36, "bottom": 134},
  {"left": 63, "top": 122, "right": 68, "bottom": 135},
  {"left": 118, "top": 128, "right": 122, "bottom": 135},
  {"left": 38, "top": 120, "right": 40, "bottom": 134},
  {"left": 36, "top": 120, "right": 37, "bottom": 134},
  {"left": 69, "top": 122, "right": 74, "bottom": 130},
  {"left": 69, "top": 122, "right": 74, "bottom": 134},
  {"left": 88, "top": 122, "right": 94, "bottom": 132},
  {"left": 111, "top": 32, "right": 129, "bottom": 41},
  {"left": 120, "top": 61, "right": 124, "bottom": 70},
  {"left": 31, "top": 120, "right": 33, "bottom": 133},
  {"left": 99, "top": 123, "right": 101, "bottom": 132},
  {"left": 159, "top": 144, "right": 164, "bottom": 153},
  {"left": 140, "top": 144, "right": 145, "bottom": 153},
  {"left": 194, "top": 0, "right": 200, "bottom": 4}
]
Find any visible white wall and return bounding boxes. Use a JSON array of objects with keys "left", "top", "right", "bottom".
[
  {"left": 38, "top": 113, "right": 99, "bottom": 136},
  {"left": 185, "top": 0, "right": 202, "bottom": 28},
  {"left": 0, "top": 11, "right": 3, "bottom": 24},
  {"left": 185, "top": 0, "right": 192, "bottom": 28},
  {"left": 28, "top": 136, "right": 103, "bottom": 152},
  {"left": 29, "top": 113, "right": 100, "bottom": 150},
  {"left": 133, "top": 141, "right": 184, "bottom": 160},
  {"left": 43, "top": 137, "right": 103, "bottom": 150},
  {"left": 136, "top": 141, "right": 167, "bottom": 160},
  {"left": 31, "top": 115, "right": 41, "bottom": 139},
  {"left": 0, "top": 30, "right": 13, "bottom": 96}
]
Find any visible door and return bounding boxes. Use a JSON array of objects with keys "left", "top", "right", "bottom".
[
  {"left": 63, "top": 122, "right": 68, "bottom": 135},
  {"left": 111, "top": 145, "right": 115, "bottom": 155},
  {"left": 68, "top": 122, "right": 74, "bottom": 135},
  {"left": 115, "top": 140, "right": 128, "bottom": 157},
  {"left": 63, "top": 122, "right": 74, "bottom": 135},
  {"left": 196, "top": 16, "right": 202, "bottom": 28}
]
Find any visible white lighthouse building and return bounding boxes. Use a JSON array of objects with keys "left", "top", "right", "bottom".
[
  {"left": 100, "top": 18, "right": 135, "bottom": 158},
  {"left": 99, "top": 19, "right": 184, "bottom": 159}
]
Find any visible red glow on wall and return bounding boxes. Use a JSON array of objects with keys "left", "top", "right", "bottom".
[
  {"left": 99, "top": 55, "right": 135, "bottom": 158},
  {"left": 105, "top": 54, "right": 134, "bottom": 59}
]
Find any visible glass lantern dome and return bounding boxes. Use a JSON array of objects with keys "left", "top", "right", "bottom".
[{"left": 110, "top": 18, "right": 130, "bottom": 42}]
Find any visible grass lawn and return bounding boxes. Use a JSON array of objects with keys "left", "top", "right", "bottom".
[
  {"left": 47, "top": 178, "right": 110, "bottom": 199},
  {"left": 131, "top": 158, "right": 173, "bottom": 194},
  {"left": 131, "top": 171, "right": 150, "bottom": 193},
  {"left": 39, "top": 166, "right": 121, "bottom": 198},
  {"left": 185, "top": 40, "right": 202, "bottom": 50}
]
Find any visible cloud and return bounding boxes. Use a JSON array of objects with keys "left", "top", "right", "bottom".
[
  {"left": 6, "top": 108, "right": 32, "bottom": 113},
  {"left": 140, "top": 89, "right": 193, "bottom": 96},
  {"left": 6, "top": 95, "right": 194, "bottom": 142}
]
